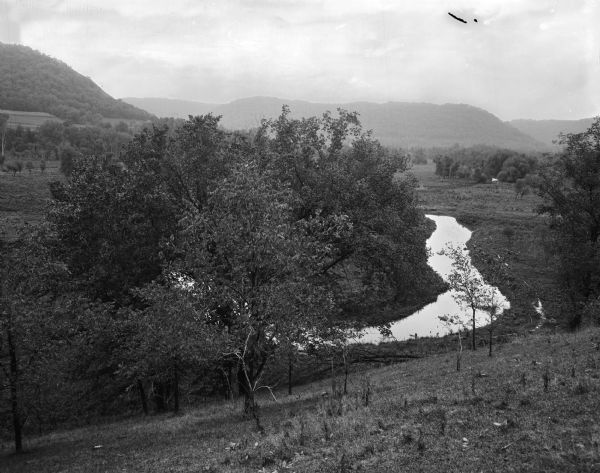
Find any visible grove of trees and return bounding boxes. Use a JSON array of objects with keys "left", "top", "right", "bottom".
[
  {"left": 432, "top": 145, "right": 541, "bottom": 183},
  {"left": 1, "top": 108, "right": 439, "bottom": 451}
]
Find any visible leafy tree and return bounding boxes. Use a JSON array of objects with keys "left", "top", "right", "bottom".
[
  {"left": 514, "top": 178, "right": 529, "bottom": 199},
  {"left": 179, "top": 159, "right": 343, "bottom": 424},
  {"left": 260, "top": 107, "right": 438, "bottom": 322},
  {"left": 445, "top": 245, "right": 496, "bottom": 351},
  {"left": 0, "top": 232, "right": 69, "bottom": 453},
  {"left": 116, "top": 279, "right": 225, "bottom": 414},
  {"left": 536, "top": 117, "right": 600, "bottom": 326},
  {"left": 411, "top": 148, "right": 427, "bottom": 164},
  {"left": 59, "top": 145, "right": 77, "bottom": 176},
  {"left": 49, "top": 154, "right": 178, "bottom": 304}
]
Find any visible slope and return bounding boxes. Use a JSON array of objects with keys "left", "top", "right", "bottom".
[
  {"left": 2, "top": 326, "right": 599, "bottom": 472},
  {"left": 0, "top": 43, "right": 152, "bottom": 123}
]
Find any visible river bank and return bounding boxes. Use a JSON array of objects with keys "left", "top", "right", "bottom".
[{"left": 412, "top": 163, "right": 560, "bottom": 335}]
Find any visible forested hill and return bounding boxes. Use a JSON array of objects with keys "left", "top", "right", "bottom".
[
  {"left": 124, "top": 96, "right": 547, "bottom": 151},
  {"left": 509, "top": 118, "right": 596, "bottom": 148},
  {"left": 0, "top": 43, "right": 152, "bottom": 124}
]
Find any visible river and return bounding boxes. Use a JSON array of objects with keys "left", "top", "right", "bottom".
[{"left": 355, "top": 215, "right": 511, "bottom": 344}]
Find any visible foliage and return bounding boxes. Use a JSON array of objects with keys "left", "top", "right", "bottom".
[
  {"left": 445, "top": 245, "right": 501, "bottom": 351},
  {"left": 48, "top": 154, "right": 178, "bottom": 304},
  {"left": 259, "top": 107, "right": 437, "bottom": 320},
  {"left": 0, "top": 231, "right": 71, "bottom": 452},
  {"left": 38, "top": 107, "right": 436, "bottom": 427},
  {"left": 433, "top": 145, "right": 539, "bottom": 183},
  {"left": 536, "top": 117, "right": 600, "bottom": 326},
  {"left": 178, "top": 159, "right": 344, "bottom": 416}
]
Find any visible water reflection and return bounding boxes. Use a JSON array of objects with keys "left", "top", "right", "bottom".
[{"left": 355, "top": 215, "right": 510, "bottom": 344}]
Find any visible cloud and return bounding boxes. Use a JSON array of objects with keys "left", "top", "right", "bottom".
[{"left": 8, "top": 0, "right": 600, "bottom": 119}]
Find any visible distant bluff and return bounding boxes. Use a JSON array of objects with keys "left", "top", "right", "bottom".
[{"left": 125, "top": 96, "right": 548, "bottom": 151}]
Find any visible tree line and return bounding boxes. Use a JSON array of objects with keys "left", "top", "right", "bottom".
[
  {"left": 0, "top": 119, "right": 136, "bottom": 174},
  {"left": 432, "top": 145, "right": 543, "bottom": 183}
]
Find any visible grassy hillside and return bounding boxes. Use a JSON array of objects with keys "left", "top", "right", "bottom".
[
  {"left": 2, "top": 326, "right": 599, "bottom": 472},
  {"left": 123, "top": 96, "right": 547, "bottom": 151},
  {"left": 0, "top": 43, "right": 152, "bottom": 123}
]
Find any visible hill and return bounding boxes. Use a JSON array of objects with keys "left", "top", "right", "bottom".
[
  {"left": 3, "top": 325, "right": 599, "bottom": 472},
  {"left": 123, "top": 96, "right": 547, "bottom": 151},
  {"left": 509, "top": 118, "right": 596, "bottom": 148},
  {"left": 0, "top": 43, "right": 152, "bottom": 124}
]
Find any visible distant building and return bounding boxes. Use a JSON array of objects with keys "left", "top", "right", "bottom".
[{"left": 0, "top": 110, "right": 63, "bottom": 130}]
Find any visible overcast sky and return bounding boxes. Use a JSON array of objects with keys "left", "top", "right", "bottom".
[{"left": 1, "top": 0, "right": 599, "bottom": 120}]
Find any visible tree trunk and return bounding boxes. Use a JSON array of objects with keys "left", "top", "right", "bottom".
[
  {"left": 471, "top": 306, "right": 476, "bottom": 350},
  {"left": 330, "top": 357, "right": 337, "bottom": 395},
  {"left": 153, "top": 381, "right": 166, "bottom": 413},
  {"left": 456, "top": 330, "right": 463, "bottom": 372},
  {"left": 8, "top": 327, "right": 23, "bottom": 453},
  {"left": 238, "top": 364, "right": 263, "bottom": 432},
  {"left": 288, "top": 356, "right": 293, "bottom": 395},
  {"left": 343, "top": 350, "right": 349, "bottom": 395},
  {"left": 488, "top": 328, "right": 493, "bottom": 357},
  {"left": 137, "top": 379, "right": 148, "bottom": 415},
  {"left": 173, "top": 363, "right": 180, "bottom": 414}
]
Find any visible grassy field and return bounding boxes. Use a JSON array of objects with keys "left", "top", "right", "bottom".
[
  {"left": 410, "top": 163, "right": 560, "bottom": 334},
  {"left": 3, "top": 326, "right": 599, "bottom": 472},
  {"left": 0, "top": 159, "right": 62, "bottom": 241}
]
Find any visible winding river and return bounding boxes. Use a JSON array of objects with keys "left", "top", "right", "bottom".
[{"left": 355, "top": 215, "right": 511, "bottom": 344}]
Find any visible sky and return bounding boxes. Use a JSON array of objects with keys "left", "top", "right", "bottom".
[{"left": 0, "top": 0, "right": 599, "bottom": 120}]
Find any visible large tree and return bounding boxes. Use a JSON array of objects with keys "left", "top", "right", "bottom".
[
  {"left": 537, "top": 117, "right": 600, "bottom": 326},
  {"left": 258, "top": 107, "right": 438, "bottom": 323},
  {"left": 0, "top": 231, "right": 70, "bottom": 453},
  {"left": 178, "top": 159, "right": 343, "bottom": 422}
]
